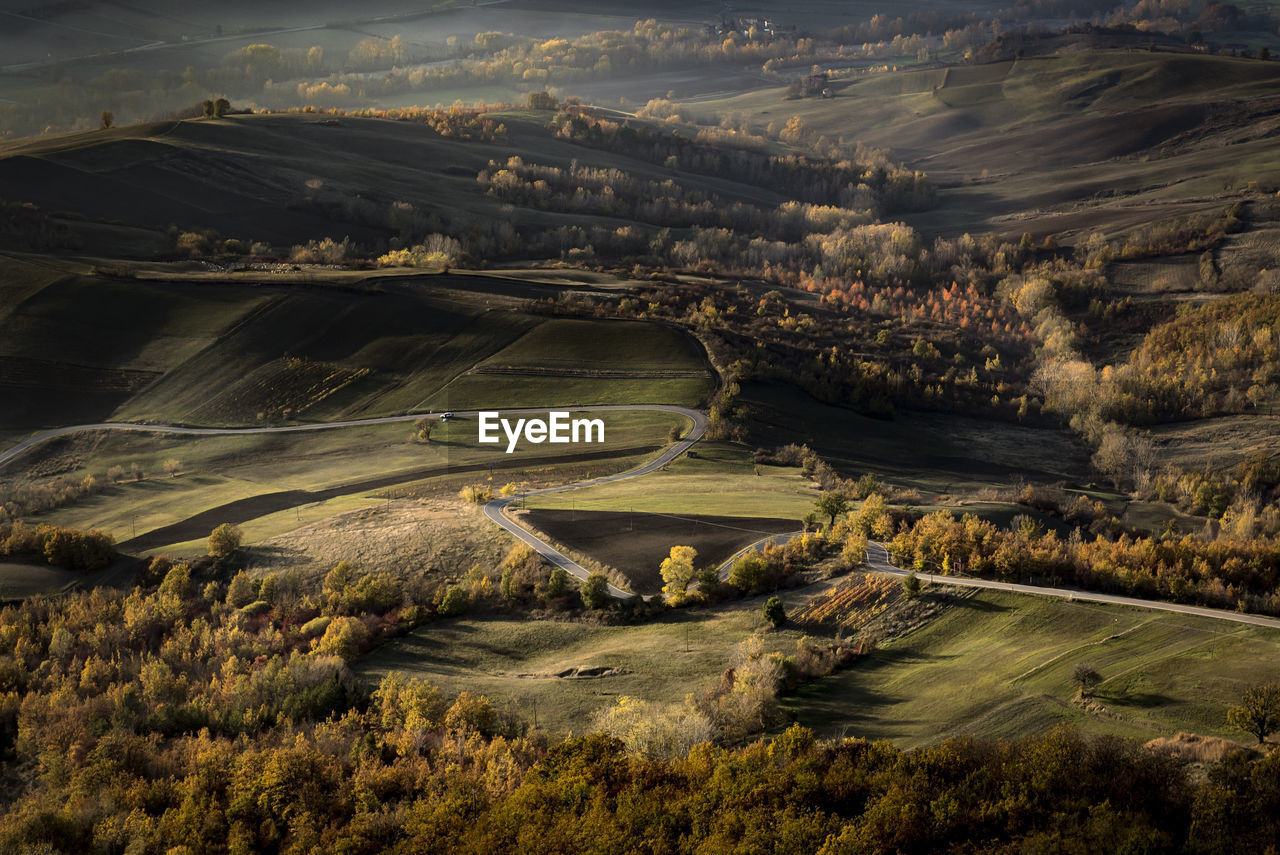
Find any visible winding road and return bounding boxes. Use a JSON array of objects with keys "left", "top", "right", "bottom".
[
  {"left": 4, "top": 406, "right": 1280, "bottom": 629},
  {"left": 0, "top": 405, "right": 706, "bottom": 601},
  {"left": 482, "top": 406, "right": 707, "bottom": 600}
]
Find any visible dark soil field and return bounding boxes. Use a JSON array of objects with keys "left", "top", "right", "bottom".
[{"left": 520, "top": 508, "right": 799, "bottom": 594}]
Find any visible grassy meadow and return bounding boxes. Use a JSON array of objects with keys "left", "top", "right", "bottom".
[
  {"left": 357, "top": 591, "right": 804, "bottom": 734},
  {"left": 784, "top": 585, "right": 1280, "bottom": 746},
  {"left": 20, "top": 410, "right": 686, "bottom": 553},
  {"left": 523, "top": 442, "right": 817, "bottom": 519},
  {"left": 0, "top": 268, "right": 711, "bottom": 433},
  {"left": 692, "top": 50, "right": 1280, "bottom": 238}
]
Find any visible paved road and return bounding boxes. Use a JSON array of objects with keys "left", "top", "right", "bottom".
[
  {"left": 9, "top": 406, "right": 1280, "bottom": 628},
  {"left": 0, "top": 405, "right": 679, "bottom": 472},
  {"left": 864, "top": 541, "right": 1280, "bottom": 630},
  {"left": 0, "top": 404, "right": 706, "bottom": 601},
  {"left": 482, "top": 406, "right": 707, "bottom": 600},
  {"left": 716, "top": 530, "right": 803, "bottom": 581}
]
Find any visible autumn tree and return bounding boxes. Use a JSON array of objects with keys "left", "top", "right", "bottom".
[
  {"left": 208, "top": 523, "right": 242, "bottom": 559},
  {"left": 728, "top": 550, "right": 769, "bottom": 593},
  {"left": 527, "top": 91, "right": 558, "bottom": 110},
  {"left": 815, "top": 491, "right": 850, "bottom": 528},
  {"left": 546, "top": 567, "right": 572, "bottom": 601},
  {"left": 593, "top": 696, "right": 712, "bottom": 759},
  {"left": 1228, "top": 682, "right": 1280, "bottom": 743},
  {"left": 227, "top": 569, "right": 256, "bottom": 607},
  {"left": 100, "top": 110, "right": 114, "bottom": 129},
  {"left": 660, "top": 545, "right": 698, "bottom": 599},
  {"left": 445, "top": 690, "right": 498, "bottom": 737},
  {"left": 315, "top": 615, "right": 370, "bottom": 660},
  {"left": 438, "top": 585, "right": 470, "bottom": 616},
  {"left": 413, "top": 417, "right": 438, "bottom": 442}
]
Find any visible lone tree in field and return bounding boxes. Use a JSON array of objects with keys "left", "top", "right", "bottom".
[
  {"left": 208, "top": 523, "right": 242, "bottom": 560},
  {"left": 100, "top": 110, "right": 114, "bottom": 129},
  {"left": 163, "top": 458, "right": 181, "bottom": 477},
  {"left": 763, "top": 595, "right": 786, "bottom": 628},
  {"left": 660, "top": 545, "right": 698, "bottom": 599},
  {"left": 815, "top": 491, "right": 850, "bottom": 528},
  {"left": 413, "top": 417, "right": 438, "bottom": 442},
  {"left": 1228, "top": 682, "right": 1280, "bottom": 744},
  {"left": 1071, "top": 663, "right": 1103, "bottom": 700}
]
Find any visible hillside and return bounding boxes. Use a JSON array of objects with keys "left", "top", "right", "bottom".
[
  {"left": 0, "top": 110, "right": 794, "bottom": 255},
  {"left": 696, "top": 49, "right": 1280, "bottom": 238}
]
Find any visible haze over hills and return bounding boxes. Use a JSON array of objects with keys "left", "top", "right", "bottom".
[{"left": 3, "top": 1, "right": 1280, "bottom": 851}]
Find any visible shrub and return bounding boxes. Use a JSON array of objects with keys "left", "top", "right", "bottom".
[
  {"left": 208, "top": 523, "right": 242, "bottom": 559},
  {"left": 438, "top": 586, "right": 471, "bottom": 617},
  {"left": 763, "top": 596, "right": 786, "bottom": 627},
  {"left": 582, "top": 572, "right": 611, "bottom": 609}
]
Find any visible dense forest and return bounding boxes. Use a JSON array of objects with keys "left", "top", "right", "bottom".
[{"left": 0, "top": 572, "right": 1277, "bottom": 853}]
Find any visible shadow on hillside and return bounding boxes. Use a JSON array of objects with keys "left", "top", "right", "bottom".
[
  {"left": 948, "top": 594, "right": 1012, "bottom": 613},
  {"left": 1099, "top": 690, "right": 1175, "bottom": 709}
]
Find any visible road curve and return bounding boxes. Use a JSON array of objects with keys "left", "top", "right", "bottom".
[
  {"left": 483, "top": 406, "right": 708, "bottom": 601},
  {"left": 716, "top": 530, "right": 803, "bottom": 581},
  {"left": 9, "top": 407, "right": 1280, "bottom": 628},
  {"left": 865, "top": 541, "right": 1280, "bottom": 630},
  {"left": 0, "top": 404, "right": 706, "bottom": 601}
]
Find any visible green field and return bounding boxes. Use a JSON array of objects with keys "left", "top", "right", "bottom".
[
  {"left": 23, "top": 409, "right": 686, "bottom": 550},
  {"left": 784, "top": 585, "right": 1280, "bottom": 747},
  {"left": 356, "top": 592, "right": 807, "bottom": 734},
  {"left": 0, "top": 268, "right": 711, "bottom": 430},
  {"left": 356, "top": 576, "right": 1280, "bottom": 747},
  {"left": 524, "top": 442, "right": 817, "bottom": 519}
]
